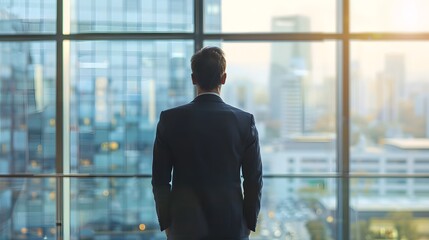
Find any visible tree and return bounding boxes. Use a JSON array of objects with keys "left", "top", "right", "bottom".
[
  {"left": 387, "top": 212, "right": 418, "bottom": 240},
  {"left": 350, "top": 221, "right": 370, "bottom": 240},
  {"left": 306, "top": 220, "right": 332, "bottom": 240}
]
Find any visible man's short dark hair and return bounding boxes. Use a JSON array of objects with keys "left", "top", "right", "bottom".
[{"left": 191, "top": 46, "right": 226, "bottom": 91}]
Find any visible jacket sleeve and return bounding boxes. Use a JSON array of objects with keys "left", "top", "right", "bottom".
[
  {"left": 242, "top": 114, "right": 263, "bottom": 231},
  {"left": 152, "top": 111, "right": 173, "bottom": 231}
]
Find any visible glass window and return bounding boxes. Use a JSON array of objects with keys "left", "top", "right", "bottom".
[
  {"left": 70, "top": 177, "right": 159, "bottom": 239},
  {"left": 0, "top": 178, "right": 56, "bottom": 239},
  {"left": 70, "top": 0, "right": 194, "bottom": 33},
  {"left": 1, "top": 1, "right": 429, "bottom": 240},
  {"left": 350, "top": 42, "right": 429, "bottom": 174},
  {"left": 350, "top": 177, "right": 429, "bottom": 240},
  {"left": 204, "top": 0, "right": 337, "bottom": 33},
  {"left": 0, "top": 42, "right": 56, "bottom": 174},
  {"left": 69, "top": 40, "right": 194, "bottom": 174},
  {"left": 247, "top": 178, "right": 337, "bottom": 239},
  {"left": 351, "top": 0, "right": 429, "bottom": 32},
  {"left": 69, "top": 177, "right": 337, "bottom": 239},
  {"left": 0, "top": 0, "right": 56, "bottom": 34},
  {"left": 205, "top": 41, "right": 337, "bottom": 174}
]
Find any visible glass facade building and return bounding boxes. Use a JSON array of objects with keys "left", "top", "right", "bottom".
[{"left": 1, "top": 0, "right": 429, "bottom": 239}]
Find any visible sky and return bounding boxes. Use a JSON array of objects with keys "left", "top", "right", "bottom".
[
  {"left": 216, "top": 0, "right": 429, "bottom": 86},
  {"left": 221, "top": 0, "right": 429, "bottom": 32}
]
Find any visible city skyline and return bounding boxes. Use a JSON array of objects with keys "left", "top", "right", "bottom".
[{"left": 1, "top": 1, "right": 429, "bottom": 240}]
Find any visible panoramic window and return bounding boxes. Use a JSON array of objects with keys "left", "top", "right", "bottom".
[{"left": 0, "top": 0, "right": 428, "bottom": 239}]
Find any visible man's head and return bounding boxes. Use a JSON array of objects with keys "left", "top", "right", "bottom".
[{"left": 191, "top": 46, "right": 227, "bottom": 92}]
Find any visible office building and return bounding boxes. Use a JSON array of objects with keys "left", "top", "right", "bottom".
[{"left": 269, "top": 16, "right": 311, "bottom": 136}]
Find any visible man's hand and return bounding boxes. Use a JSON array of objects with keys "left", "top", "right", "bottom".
[{"left": 165, "top": 228, "right": 171, "bottom": 238}]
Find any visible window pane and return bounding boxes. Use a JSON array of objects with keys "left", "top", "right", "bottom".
[
  {"left": 70, "top": 0, "right": 194, "bottom": 33},
  {"left": 205, "top": 41, "right": 337, "bottom": 174},
  {"left": 351, "top": 0, "right": 429, "bottom": 32},
  {"left": 350, "top": 42, "right": 429, "bottom": 174},
  {"left": 70, "top": 177, "right": 159, "bottom": 239},
  {"left": 350, "top": 177, "right": 429, "bottom": 240},
  {"left": 259, "top": 178, "right": 337, "bottom": 239},
  {"left": 0, "top": 42, "right": 56, "bottom": 174},
  {"left": 204, "top": 0, "right": 336, "bottom": 33},
  {"left": 0, "top": 177, "right": 56, "bottom": 239},
  {"left": 69, "top": 40, "right": 194, "bottom": 174},
  {"left": 70, "top": 177, "right": 337, "bottom": 239},
  {"left": 0, "top": 0, "right": 56, "bottom": 34}
]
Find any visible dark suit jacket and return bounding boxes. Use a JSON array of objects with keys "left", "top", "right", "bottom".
[{"left": 152, "top": 94, "right": 263, "bottom": 240}]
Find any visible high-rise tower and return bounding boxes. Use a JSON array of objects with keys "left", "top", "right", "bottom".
[{"left": 269, "top": 16, "right": 311, "bottom": 137}]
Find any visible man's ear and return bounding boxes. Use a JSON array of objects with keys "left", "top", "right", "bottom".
[
  {"left": 191, "top": 73, "right": 197, "bottom": 85},
  {"left": 220, "top": 73, "right": 227, "bottom": 85}
]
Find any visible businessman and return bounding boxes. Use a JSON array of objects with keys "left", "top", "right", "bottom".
[{"left": 152, "top": 47, "right": 262, "bottom": 240}]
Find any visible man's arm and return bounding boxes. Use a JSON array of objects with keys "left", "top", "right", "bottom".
[
  {"left": 242, "top": 114, "right": 263, "bottom": 231},
  {"left": 152, "top": 112, "right": 173, "bottom": 231}
]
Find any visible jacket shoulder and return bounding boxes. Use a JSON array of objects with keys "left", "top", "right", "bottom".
[
  {"left": 160, "top": 103, "right": 194, "bottom": 116},
  {"left": 161, "top": 101, "right": 254, "bottom": 121},
  {"left": 224, "top": 103, "right": 253, "bottom": 118}
]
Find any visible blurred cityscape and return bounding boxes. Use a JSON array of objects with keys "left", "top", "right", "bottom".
[{"left": 0, "top": 0, "right": 429, "bottom": 239}]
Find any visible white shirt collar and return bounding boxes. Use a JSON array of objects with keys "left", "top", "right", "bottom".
[{"left": 197, "top": 92, "right": 221, "bottom": 97}]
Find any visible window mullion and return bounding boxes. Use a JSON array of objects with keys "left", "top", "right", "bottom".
[
  {"left": 55, "top": 0, "right": 71, "bottom": 239},
  {"left": 193, "top": 0, "right": 203, "bottom": 98},
  {"left": 336, "top": 0, "right": 350, "bottom": 240},
  {"left": 194, "top": 0, "right": 203, "bottom": 52}
]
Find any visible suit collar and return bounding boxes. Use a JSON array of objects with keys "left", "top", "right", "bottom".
[
  {"left": 198, "top": 92, "right": 221, "bottom": 97},
  {"left": 192, "top": 94, "right": 224, "bottom": 103}
]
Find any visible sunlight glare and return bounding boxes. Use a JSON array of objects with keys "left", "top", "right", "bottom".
[{"left": 394, "top": 1, "right": 419, "bottom": 32}]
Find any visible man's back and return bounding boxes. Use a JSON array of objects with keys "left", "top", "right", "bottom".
[{"left": 152, "top": 94, "right": 262, "bottom": 240}]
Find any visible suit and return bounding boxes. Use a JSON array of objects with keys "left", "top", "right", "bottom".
[{"left": 152, "top": 93, "right": 262, "bottom": 240}]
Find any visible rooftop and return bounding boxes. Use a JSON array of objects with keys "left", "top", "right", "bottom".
[{"left": 383, "top": 138, "right": 429, "bottom": 150}]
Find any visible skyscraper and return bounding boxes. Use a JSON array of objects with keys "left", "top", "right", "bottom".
[
  {"left": 351, "top": 61, "right": 369, "bottom": 117},
  {"left": 0, "top": 17, "right": 56, "bottom": 238},
  {"left": 375, "top": 54, "right": 405, "bottom": 134},
  {"left": 204, "top": 0, "right": 222, "bottom": 32},
  {"left": 269, "top": 16, "right": 311, "bottom": 137}
]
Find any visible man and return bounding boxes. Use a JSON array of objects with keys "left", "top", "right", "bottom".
[{"left": 152, "top": 47, "right": 262, "bottom": 240}]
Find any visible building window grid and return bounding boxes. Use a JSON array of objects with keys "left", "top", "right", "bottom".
[{"left": 0, "top": 0, "right": 428, "bottom": 239}]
